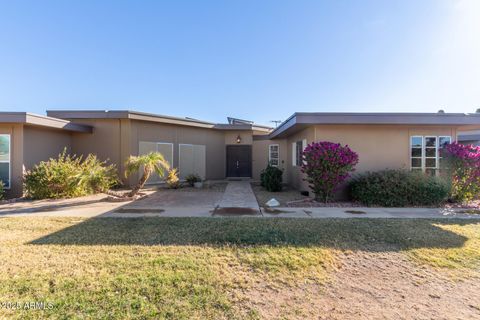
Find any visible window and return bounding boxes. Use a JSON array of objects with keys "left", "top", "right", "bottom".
[
  {"left": 424, "top": 136, "right": 437, "bottom": 176},
  {"left": 292, "top": 140, "right": 305, "bottom": 166},
  {"left": 410, "top": 135, "right": 451, "bottom": 175},
  {"left": 0, "top": 134, "right": 10, "bottom": 189},
  {"left": 410, "top": 136, "right": 423, "bottom": 171},
  {"left": 268, "top": 144, "right": 279, "bottom": 166},
  {"left": 438, "top": 136, "right": 452, "bottom": 174},
  {"left": 296, "top": 141, "right": 303, "bottom": 166}
]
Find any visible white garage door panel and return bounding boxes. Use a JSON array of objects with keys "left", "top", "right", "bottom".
[
  {"left": 193, "top": 145, "right": 206, "bottom": 179},
  {"left": 179, "top": 144, "right": 206, "bottom": 180},
  {"left": 157, "top": 143, "right": 173, "bottom": 168},
  {"left": 138, "top": 141, "right": 173, "bottom": 184},
  {"left": 179, "top": 145, "right": 194, "bottom": 179}
]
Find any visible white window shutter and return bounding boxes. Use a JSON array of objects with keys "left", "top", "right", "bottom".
[
  {"left": 302, "top": 139, "right": 307, "bottom": 165},
  {"left": 292, "top": 142, "right": 296, "bottom": 166}
]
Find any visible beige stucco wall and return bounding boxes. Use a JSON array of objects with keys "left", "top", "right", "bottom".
[
  {"left": 130, "top": 120, "right": 226, "bottom": 183},
  {"left": 23, "top": 126, "right": 72, "bottom": 169},
  {"left": 283, "top": 124, "right": 462, "bottom": 198},
  {"left": 313, "top": 125, "right": 458, "bottom": 173},
  {"left": 69, "top": 119, "right": 123, "bottom": 164},
  {"left": 66, "top": 119, "right": 125, "bottom": 182},
  {"left": 225, "top": 131, "right": 253, "bottom": 145},
  {"left": 252, "top": 138, "right": 289, "bottom": 183},
  {"left": 286, "top": 127, "right": 316, "bottom": 191},
  {"left": 65, "top": 118, "right": 256, "bottom": 185},
  {"left": 0, "top": 124, "right": 73, "bottom": 198}
]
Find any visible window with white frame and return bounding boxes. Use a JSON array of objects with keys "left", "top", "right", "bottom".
[
  {"left": 438, "top": 136, "right": 452, "bottom": 174},
  {"left": 0, "top": 134, "right": 10, "bottom": 189},
  {"left": 424, "top": 136, "right": 437, "bottom": 176},
  {"left": 410, "top": 135, "right": 451, "bottom": 175},
  {"left": 292, "top": 140, "right": 306, "bottom": 166},
  {"left": 268, "top": 144, "right": 279, "bottom": 166},
  {"left": 410, "top": 136, "right": 423, "bottom": 171}
]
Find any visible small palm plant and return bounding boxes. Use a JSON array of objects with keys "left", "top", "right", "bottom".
[{"left": 125, "top": 152, "right": 170, "bottom": 197}]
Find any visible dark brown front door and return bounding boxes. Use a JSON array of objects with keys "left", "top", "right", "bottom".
[{"left": 226, "top": 145, "right": 252, "bottom": 177}]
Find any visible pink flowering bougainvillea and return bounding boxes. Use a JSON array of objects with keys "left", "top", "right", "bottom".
[
  {"left": 443, "top": 142, "right": 480, "bottom": 202},
  {"left": 301, "top": 141, "right": 359, "bottom": 202}
]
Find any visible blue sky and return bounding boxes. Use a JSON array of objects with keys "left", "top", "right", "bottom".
[{"left": 0, "top": 0, "right": 479, "bottom": 125}]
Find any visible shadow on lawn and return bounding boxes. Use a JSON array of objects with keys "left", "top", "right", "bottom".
[
  {"left": 0, "top": 199, "right": 108, "bottom": 215},
  {"left": 29, "top": 217, "right": 477, "bottom": 251}
]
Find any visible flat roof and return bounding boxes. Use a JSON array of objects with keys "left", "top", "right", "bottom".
[
  {"left": 0, "top": 112, "right": 93, "bottom": 133},
  {"left": 47, "top": 110, "right": 272, "bottom": 132},
  {"left": 269, "top": 112, "right": 480, "bottom": 139},
  {"left": 458, "top": 130, "right": 480, "bottom": 141}
]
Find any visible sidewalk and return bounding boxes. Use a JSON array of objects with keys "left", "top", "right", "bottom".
[
  {"left": 260, "top": 206, "right": 480, "bottom": 219},
  {"left": 0, "top": 184, "right": 479, "bottom": 219}
]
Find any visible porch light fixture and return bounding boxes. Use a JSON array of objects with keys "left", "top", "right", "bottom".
[{"left": 236, "top": 135, "right": 241, "bottom": 143}]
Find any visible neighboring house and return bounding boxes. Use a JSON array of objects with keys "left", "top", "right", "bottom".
[{"left": 1, "top": 109, "right": 480, "bottom": 198}]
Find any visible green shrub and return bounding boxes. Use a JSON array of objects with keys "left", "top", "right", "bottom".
[
  {"left": 78, "top": 154, "right": 119, "bottom": 193},
  {"left": 0, "top": 181, "right": 4, "bottom": 200},
  {"left": 185, "top": 174, "right": 201, "bottom": 187},
  {"left": 349, "top": 169, "right": 450, "bottom": 207},
  {"left": 24, "top": 150, "right": 118, "bottom": 199},
  {"left": 442, "top": 142, "right": 480, "bottom": 202},
  {"left": 260, "top": 165, "right": 283, "bottom": 192}
]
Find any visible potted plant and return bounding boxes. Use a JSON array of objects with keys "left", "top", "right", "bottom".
[
  {"left": 185, "top": 173, "right": 200, "bottom": 187},
  {"left": 193, "top": 175, "right": 204, "bottom": 188}
]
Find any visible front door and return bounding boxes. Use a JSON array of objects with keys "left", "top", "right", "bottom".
[{"left": 226, "top": 145, "right": 252, "bottom": 177}]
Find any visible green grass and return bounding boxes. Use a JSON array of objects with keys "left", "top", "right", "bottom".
[{"left": 0, "top": 217, "right": 479, "bottom": 319}]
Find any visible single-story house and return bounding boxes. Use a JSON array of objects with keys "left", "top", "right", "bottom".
[
  {"left": 1, "top": 109, "right": 480, "bottom": 198},
  {"left": 458, "top": 130, "right": 480, "bottom": 146}
]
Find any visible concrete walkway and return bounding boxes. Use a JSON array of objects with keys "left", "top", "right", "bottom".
[
  {"left": 215, "top": 181, "right": 260, "bottom": 212},
  {"left": 261, "top": 206, "right": 480, "bottom": 219}
]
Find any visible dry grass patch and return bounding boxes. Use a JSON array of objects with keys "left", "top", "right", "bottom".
[
  {"left": 408, "top": 222, "right": 480, "bottom": 275},
  {"left": 0, "top": 217, "right": 479, "bottom": 319},
  {"left": 0, "top": 217, "right": 337, "bottom": 319}
]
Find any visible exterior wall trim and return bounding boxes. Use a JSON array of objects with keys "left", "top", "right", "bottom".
[{"left": 270, "top": 112, "right": 480, "bottom": 139}]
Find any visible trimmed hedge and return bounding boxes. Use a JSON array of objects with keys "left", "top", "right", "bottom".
[
  {"left": 260, "top": 165, "right": 283, "bottom": 192},
  {"left": 349, "top": 169, "right": 450, "bottom": 207}
]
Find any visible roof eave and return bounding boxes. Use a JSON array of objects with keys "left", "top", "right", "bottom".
[
  {"left": 0, "top": 112, "right": 92, "bottom": 133},
  {"left": 269, "top": 113, "right": 480, "bottom": 139}
]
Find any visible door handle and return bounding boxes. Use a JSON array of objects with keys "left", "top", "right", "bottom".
[{"left": 236, "top": 160, "right": 239, "bottom": 168}]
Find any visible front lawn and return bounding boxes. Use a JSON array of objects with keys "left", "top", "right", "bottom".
[{"left": 0, "top": 217, "right": 479, "bottom": 319}]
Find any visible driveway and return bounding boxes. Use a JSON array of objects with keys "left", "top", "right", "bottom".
[
  {"left": 115, "top": 187, "right": 225, "bottom": 217},
  {"left": 0, "top": 185, "right": 227, "bottom": 218}
]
